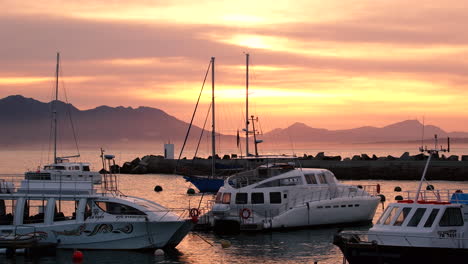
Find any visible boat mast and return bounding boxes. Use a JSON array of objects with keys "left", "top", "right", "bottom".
[
  {"left": 245, "top": 53, "right": 250, "bottom": 156},
  {"left": 211, "top": 57, "right": 216, "bottom": 177},
  {"left": 251, "top": 115, "right": 259, "bottom": 156},
  {"left": 53, "top": 52, "right": 60, "bottom": 164},
  {"left": 415, "top": 135, "right": 449, "bottom": 201}
]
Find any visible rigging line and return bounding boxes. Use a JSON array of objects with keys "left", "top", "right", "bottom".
[
  {"left": 48, "top": 96, "right": 54, "bottom": 164},
  {"left": 46, "top": 70, "right": 56, "bottom": 164},
  {"left": 60, "top": 72, "right": 81, "bottom": 158},
  {"left": 176, "top": 60, "right": 212, "bottom": 170},
  {"left": 193, "top": 103, "right": 212, "bottom": 161}
]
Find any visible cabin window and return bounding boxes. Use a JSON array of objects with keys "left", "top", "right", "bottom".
[
  {"left": 305, "top": 174, "right": 318, "bottom": 184},
  {"left": 393, "top": 207, "right": 411, "bottom": 226},
  {"left": 75, "top": 166, "right": 80, "bottom": 170},
  {"left": 383, "top": 207, "right": 398, "bottom": 225},
  {"left": 222, "top": 193, "right": 231, "bottom": 204},
  {"left": 215, "top": 193, "right": 223, "bottom": 204},
  {"left": 252, "top": 193, "right": 264, "bottom": 204},
  {"left": 0, "top": 199, "right": 15, "bottom": 225},
  {"left": 439, "top": 208, "right": 464, "bottom": 227},
  {"left": 424, "top": 209, "right": 440, "bottom": 228},
  {"left": 279, "top": 177, "right": 302, "bottom": 186},
  {"left": 407, "top": 208, "right": 426, "bottom": 227},
  {"left": 85, "top": 200, "right": 93, "bottom": 220},
  {"left": 256, "top": 177, "right": 303, "bottom": 188},
  {"left": 270, "top": 192, "right": 282, "bottom": 204},
  {"left": 83, "top": 166, "right": 90, "bottom": 171},
  {"left": 95, "top": 201, "right": 145, "bottom": 215},
  {"left": 235, "top": 193, "right": 248, "bottom": 204},
  {"left": 55, "top": 166, "right": 65, "bottom": 170},
  {"left": 317, "top": 173, "right": 327, "bottom": 184},
  {"left": 23, "top": 199, "right": 47, "bottom": 224},
  {"left": 376, "top": 207, "right": 390, "bottom": 224},
  {"left": 54, "top": 200, "right": 78, "bottom": 221}
]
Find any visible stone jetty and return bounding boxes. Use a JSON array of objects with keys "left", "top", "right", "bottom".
[{"left": 116, "top": 152, "right": 468, "bottom": 181}]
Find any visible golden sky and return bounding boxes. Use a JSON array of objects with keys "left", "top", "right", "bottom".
[{"left": 1, "top": 0, "right": 468, "bottom": 133}]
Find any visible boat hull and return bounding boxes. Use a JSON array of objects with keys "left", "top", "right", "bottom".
[
  {"left": 213, "top": 196, "right": 380, "bottom": 232},
  {"left": 334, "top": 233, "right": 468, "bottom": 264},
  {"left": 183, "top": 176, "right": 224, "bottom": 193},
  {"left": 0, "top": 220, "right": 193, "bottom": 250}
]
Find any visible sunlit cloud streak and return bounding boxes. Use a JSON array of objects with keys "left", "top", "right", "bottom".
[{"left": 1, "top": 0, "right": 468, "bottom": 132}]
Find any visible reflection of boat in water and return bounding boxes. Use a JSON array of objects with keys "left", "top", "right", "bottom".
[
  {"left": 0, "top": 54, "right": 193, "bottom": 251},
  {"left": 334, "top": 136, "right": 468, "bottom": 264},
  {"left": 207, "top": 161, "right": 380, "bottom": 233}
]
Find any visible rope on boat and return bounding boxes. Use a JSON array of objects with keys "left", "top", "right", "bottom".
[{"left": 193, "top": 232, "right": 214, "bottom": 247}]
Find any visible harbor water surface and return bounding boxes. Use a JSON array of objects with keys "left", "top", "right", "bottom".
[{"left": 1, "top": 173, "right": 468, "bottom": 263}]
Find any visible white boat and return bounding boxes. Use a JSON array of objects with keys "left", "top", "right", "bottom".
[
  {"left": 0, "top": 159, "right": 193, "bottom": 250},
  {"left": 0, "top": 53, "right": 193, "bottom": 251},
  {"left": 334, "top": 136, "right": 467, "bottom": 264},
  {"left": 207, "top": 162, "right": 381, "bottom": 232}
]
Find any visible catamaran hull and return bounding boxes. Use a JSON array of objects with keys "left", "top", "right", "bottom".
[
  {"left": 1, "top": 220, "right": 193, "bottom": 250},
  {"left": 183, "top": 176, "right": 224, "bottom": 193},
  {"left": 213, "top": 196, "right": 380, "bottom": 232},
  {"left": 334, "top": 235, "right": 468, "bottom": 264}
]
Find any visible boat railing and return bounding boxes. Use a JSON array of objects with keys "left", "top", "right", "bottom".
[
  {"left": 359, "top": 184, "right": 380, "bottom": 196},
  {"left": 338, "top": 230, "right": 467, "bottom": 248},
  {"left": 400, "top": 189, "right": 468, "bottom": 204}
]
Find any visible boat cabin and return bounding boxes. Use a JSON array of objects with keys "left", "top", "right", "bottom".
[
  {"left": 25, "top": 161, "right": 101, "bottom": 185},
  {"left": 370, "top": 200, "right": 468, "bottom": 248},
  {"left": 0, "top": 195, "right": 152, "bottom": 226},
  {"left": 227, "top": 164, "right": 338, "bottom": 189}
]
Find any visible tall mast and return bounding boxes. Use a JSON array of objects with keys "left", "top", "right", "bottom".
[
  {"left": 54, "top": 52, "right": 60, "bottom": 164},
  {"left": 211, "top": 57, "right": 216, "bottom": 177},
  {"left": 245, "top": 53, "right": 249, "bottom": 156}
]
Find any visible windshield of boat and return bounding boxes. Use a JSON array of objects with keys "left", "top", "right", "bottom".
[
  {"left": 44, "top": 165, "right": 66, "bottom": 170},
  {"left": 95, "top": 201, "right": 146, "bottom": 215},
  {"left": 130, "top": 199, "right": 167, "bottom": 211}
]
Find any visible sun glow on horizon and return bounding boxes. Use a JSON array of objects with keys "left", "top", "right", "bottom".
[{"left": 2, "top": 0, "right": 468, "bottom": 131}]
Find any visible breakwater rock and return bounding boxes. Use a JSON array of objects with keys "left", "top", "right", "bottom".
[{"left": 117, "top": 152, "right": 468, "bottom": 181}]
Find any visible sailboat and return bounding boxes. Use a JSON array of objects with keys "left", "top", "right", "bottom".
[
  {"left": 25, "top": 52, "right": 102, "bottom": 183},
  {"left": 182, "top": 54, "right": 262, "bottom": 193},
  {"left": 181, "top": 57, "right": 225, "bottom": 193}
]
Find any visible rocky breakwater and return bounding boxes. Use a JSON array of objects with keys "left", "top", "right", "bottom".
[
  {"left": 119, "top": 155, "right": 178, "bottom": 174},
  {"left": 300, "top": 152, "right": 468, "bottom": 181},
  {"left": 116, "top": 152, "right": 468, "bottom": 181}
]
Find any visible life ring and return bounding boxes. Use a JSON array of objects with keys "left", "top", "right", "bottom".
[
  {"left": 189, "top": 208, "right": 200, "bottom": 217},
  {"left": 239, "top": 208, "right": 251, "bottom": 219}
]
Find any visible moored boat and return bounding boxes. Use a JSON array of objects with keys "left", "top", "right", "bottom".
[
  {"left": 0, "top": 53, "right": 193, "bottom": 252},
  {"left": 334, "top": 136, "right": 465, "bottom": 264},
  {"left": 205, "top": 161, "right": 381, "bottom": 233},
  {"left": 0, "top": 154, "right": 193, "bottom": 251}
]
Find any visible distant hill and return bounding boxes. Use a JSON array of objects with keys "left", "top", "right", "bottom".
[
  {"left": 0, "top": 95, "right": 229, "bottom": 147},
  {"left": 263, "top": 120, "right": 468, "bottom": 143},
  {"left": 1, "top": 95, "right": 467, "bottom": 148}
]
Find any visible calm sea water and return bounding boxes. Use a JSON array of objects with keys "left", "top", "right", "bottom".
[{"left": 1, "top": 147, "right": 468, "bottom": 263}]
